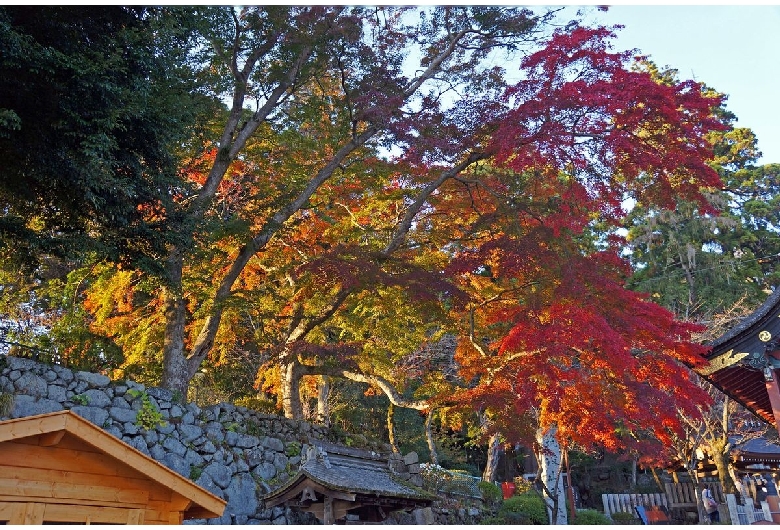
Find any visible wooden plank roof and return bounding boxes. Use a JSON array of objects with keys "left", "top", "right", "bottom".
[
  {"left": 702, "top": 289, "right": 780, "bottom": 424},
  {"left": 0, "top": 411, "right": 226, "bottom": 519}
]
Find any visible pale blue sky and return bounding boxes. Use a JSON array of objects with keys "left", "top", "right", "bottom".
[{"left": 586, "top": 5, "right": 780, "bottom": 165}]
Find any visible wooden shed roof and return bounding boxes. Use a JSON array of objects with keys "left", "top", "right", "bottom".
[
  {"left": 0, "top": 410, "right": 226, "bottom": 520},
  {"left": 702, "top": 289, "right": 780, "bottom": 424}
]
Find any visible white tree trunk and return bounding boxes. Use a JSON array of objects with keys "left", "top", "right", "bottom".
[
  {"left": 425, "top": 411, "right": 439, "bottom": 465},
  {"left": 316, "top": 376, "right": 330, "bottom": 426},
  {"left": 536, "top": 425, "right": 567, "bottom": 525}
]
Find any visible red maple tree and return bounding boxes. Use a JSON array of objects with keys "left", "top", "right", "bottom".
[{"left": 421, "top": 27, "right": 723, "bottom": 506}]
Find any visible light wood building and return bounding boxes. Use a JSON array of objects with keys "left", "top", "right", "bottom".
[{"left": 0, "top": 410, "right": 226, "bottom": 524}]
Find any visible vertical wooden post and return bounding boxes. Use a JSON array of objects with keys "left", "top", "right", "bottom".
[
  {"left": 764, "top": 367, "right": 780, "bottom": 430},
  {"left": 323, "top": 495, "right": 334, "bottom": 525},
  {"left": 763, "top": 362, "right": 780, "bottom": 523},
  {"left": 564, "top": 449, "right": 576, "bottom": 522}
]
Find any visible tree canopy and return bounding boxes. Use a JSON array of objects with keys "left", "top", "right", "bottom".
[{"left": 4, "top": 7, "right": 773, "bottom": 502}]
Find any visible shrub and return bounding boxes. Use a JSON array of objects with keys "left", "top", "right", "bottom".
[
  {"left": 610, "top": 510, "right": 638, "bottom": 523},
  {"left": 575, "top": 509, "right": 613, "bottom": 525},
  {"left": 499, "top": 492, "right": 549, "bottom": 525},
  {"left": 478, "top": 481, "right": 502, "bottom": 506},
  {"left": 234, "top": 396, "right": 278, "bottom": 414},
  {"left": 513, "top": 476, "right": 535, "bottom": 494}
]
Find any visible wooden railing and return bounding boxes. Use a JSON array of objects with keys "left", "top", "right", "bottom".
[
  {"left": 725, "top": 494, "right": 770, "bottom": 524},
  {"left": 601, "top": 492, "right": 668, "bottom": 519},
  {"left": 602, "top": 482, "right": 724, "bottom": 523}
]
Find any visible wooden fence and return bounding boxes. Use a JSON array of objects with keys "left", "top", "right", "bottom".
[
  {"left": 725, "top": 494, "right": 770, "bottom": 524},
  {"left": 601, "top": 492, "right": 668, "bottom": 519},
  {"left": 602, "top": 482, "right": 723, "bottom": 523},
  {"left": 602, "top": 483, "right": 778, "bottom": 524}
]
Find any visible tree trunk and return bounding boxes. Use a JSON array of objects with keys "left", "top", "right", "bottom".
[
  {"left": 714, "top": 448, "right": 735, "bottom": 493},
  {"left": 650, "top": 467, "right": 664, "bottom": 492},
  {"left": 482, "top": 432, "right": 501, "bottom": 483},
  {"left": 729, "top": 463, "right": 746, "bottom": 498},
  {"left": 387, "top": 403, "right": 399, "bottom": 453},
  {"left": 316, "top": 376, "right": 330, "bottom": 426},
  {"left": 536, "top": 425, "right": 567, "bottom": 525},
  {"left": 425, "top": 411, "right": 438, "bottom": 465},
  {"left": 160, "top": 254, "right": 191, "bottom": 397},
  {"left": 281, "top": 361, "right": 304, "bottom": 419}
]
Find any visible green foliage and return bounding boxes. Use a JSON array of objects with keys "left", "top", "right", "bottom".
[
  {"left": 625, "top": 69, "right": 780, "bottom": 320},
  {"left": 609, "top": 510, "right": 639, "bottom": 524},
  {"left": 498, "top": 492, "right": 549, "bottom": 525},
  {"left": 0, "top": 265, "right": 125, "bottom": 375},
  {"left": 0, "top": 6, "right": 214, "bottom": 273},
  {"left": 478, "top": 481, "right": 502, "bottom": 505},
  {"left": 285, "top": 441, "right": 302, "bottom": 457},
  {"left": 0, "top": 392, "right": 13, "bottom": 416},
  {"left": 575, "top": 509, "right": 613, "bottom": 525},
  {"left": 72, "top": 394, "right": 90, "bottom": 406},
  {"left": 235, "top": 396, "right": 278, "bottom": 414},
  {"left": 479, "top": 516, "right": 507, "bottom": 525},
  {"left": 128, "top": 389, "right": 168, "bottom": 430},
  {"left": 189, "top": 466, "right": 203, "bottom": 481}
]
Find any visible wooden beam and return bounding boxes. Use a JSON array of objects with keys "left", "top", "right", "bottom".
[
  {"left": 265, "top": 477, "right": 356, "bottom": 507},
  {"left": 0, "top": 464, "right": 166, "bottom": 500},
  {"left": 0, "top": 495, "right": 148, "bottom": 510},
  {"left": 0, "top": 476, "right": 150, "bottom": 506},
  {"left": 127, "top": 509, "right": 145, "bottom": 524},
  {"left": 0, "top": 414, "right": 69, "bottom": 443},
  {"left": 43, "top": 503, "right": 141, "bottom": 524},
  {"left": 38, "top": 430, "right": 65, "bottom": 447},
  {"left": 0, "top": 440, "right": 135, "bottom": 478},
  {"left": 7, "top": 502, "right": 45, "bottom": 524},
  {"left": 306, "top": 499, "right": 356, "bottom": 523}
]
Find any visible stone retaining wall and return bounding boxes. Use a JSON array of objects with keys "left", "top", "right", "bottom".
[
  {"left": 0, "top": 355, "right": 486, "bottom": 525},
  {"left": 0, "top": 356, "right": 345, "bottom": 524}
]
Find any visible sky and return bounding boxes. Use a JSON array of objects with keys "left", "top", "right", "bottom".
[{"left": 584, "top": 5, "right": 780, "bottom": 165}]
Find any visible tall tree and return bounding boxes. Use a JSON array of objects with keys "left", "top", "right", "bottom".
[
  {"left": 2, "top": 12, "right": 730, "bottom": 512},
  {"left": 140, "top": 6, "right": 562, "bottom": 397},
  {"left": 626, "top": 66, "right": 779, "bottom": 320},
  {"left": 428, "top": 27, "right": 724, "bottom": 522},
  {"left": 0, "top": 6, "right": 216, "bottom": 364},
  {"left": 0, "top": 6, "right": 213, "bottom": 273}
]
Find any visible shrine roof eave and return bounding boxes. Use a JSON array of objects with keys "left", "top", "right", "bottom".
[
  {"left": 706, "top": 288, "right": 780, "bottom": 355},
  {"left": 702, "top": 364, "right": 774, "bottom": 424},
  {"left": 695, "top": 289, "right": 780, "bottom": 426}
]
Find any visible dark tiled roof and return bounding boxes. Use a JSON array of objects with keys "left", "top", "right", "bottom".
[
  {"left": 264, "top": 443, "right": 434, "bottom": 502},
  {"left": 708, "top": 288, "right": 780, "bottom": 350},
  {"left": 701, "top": 288, "right": 780, "bottom": 424},
  {"left": 297, "top": 451, "right": 432, "bottom": 500},
  {"left": 732, "top": 435, "right": 780, "bottom": 456}
]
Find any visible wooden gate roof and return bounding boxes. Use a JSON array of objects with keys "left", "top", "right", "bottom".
[{"left": 701, "top": 289, "right": 780, "bottom": 424}]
